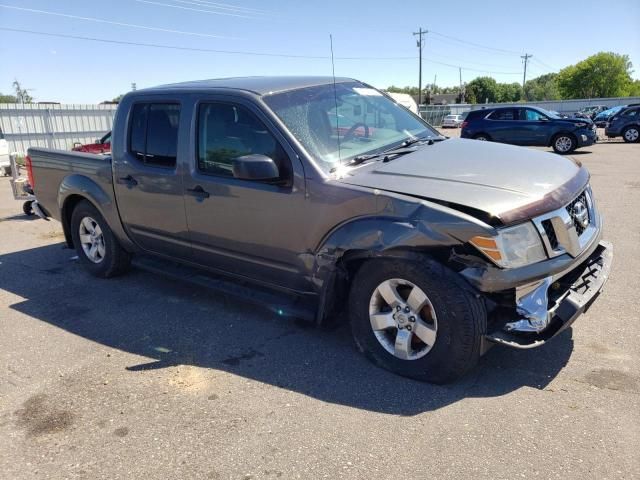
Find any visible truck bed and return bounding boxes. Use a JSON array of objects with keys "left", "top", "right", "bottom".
[{"left": 27, "top": 147, "right": 113, "bottom": 223}]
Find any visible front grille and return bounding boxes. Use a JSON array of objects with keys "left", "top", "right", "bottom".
[
  {"left": 566, "top": 191, "right": 590, "bottom": 236},
  {"left": 542, "top": 219, "right": 558, "bottom": 249}
]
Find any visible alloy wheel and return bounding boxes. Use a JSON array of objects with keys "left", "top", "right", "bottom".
[
  {"left": 368, "top": 278, "right": 438, "bottom": 360},
  {"left": 78, "top": 216, "right": 105, "bottom": 263},
  {"left": 555, "top": 136, "right": 573, "bottom": 153},
  {"left": 624, "top": 128, "right": 639, "bottom": 142}
]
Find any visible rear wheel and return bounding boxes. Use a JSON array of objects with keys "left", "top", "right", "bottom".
[
  {"left": 473, "top": 133, "right": 491, "bottom": 141},
  {"left": 552, "top": 133, "right": 576, "bottom": 154},
  {"left": 70, "top": 200, "right": 131, "bottom": 278},
  {"left": 622, "top": 126, "right": 639, "bottom": 143},
  {"left": 349, "top": 258, "right": 486, "bottom": 384},
  {"left": 22, "top": 201, "right": 34, "bottom": 216}
]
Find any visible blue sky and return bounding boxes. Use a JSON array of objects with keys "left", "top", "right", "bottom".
[{"left": 1, "top": 0, "right": 639, "bottom": 103}]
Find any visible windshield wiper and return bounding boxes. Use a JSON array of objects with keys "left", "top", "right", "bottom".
[{"left": 343, "top": 136, "right": 443, "bottom": 169}]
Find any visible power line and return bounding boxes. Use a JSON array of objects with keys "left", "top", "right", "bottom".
[
  {"left": 134, "top": 0, "right": 259, "bottom": 18},
  {"left": 531, "top": 57, "right": 559, "bottom": 72},
  {"left": 0, "top": 26, "right": 524, "bottom": 73},
  {"left": 170, "top": 0, "right": 271, "bottom": 15},
  {"left": 428, "top": 30, "right": 522, "bottom": 55},
  {"left": 0, "top": 4, "right": 239, "bottom": 39}
]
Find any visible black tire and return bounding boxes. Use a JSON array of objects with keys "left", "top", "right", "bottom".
[
  {"left": 552, "top": 133, "right": 576, "bottom": 154},
  {"left": 473, "top": 133, "right": 491, "bottom": 141},
  {"left": 70, "top": 200, "right": 131, "bottom": 278},
  {"left": 349, "top": 258, "right": 486, "bottom": 384},
  {"left": 22, "top": 201, "right": 34, "bottom": 216},
  {"left": 622, "top": 126, "right": 640, "bottom": 143}
]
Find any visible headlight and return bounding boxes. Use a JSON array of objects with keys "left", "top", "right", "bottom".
[
  {"left": 575, "top": 122, "right": 588, "bottom": 128},
  {"left": 470, "top": 222, "right": 546, "bottom": 268}
]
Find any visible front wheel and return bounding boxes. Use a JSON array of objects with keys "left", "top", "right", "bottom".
[
  {"left": 70, "top": 200, "right": 131, "bottom": 278},
  {"left": 552, "top": 133, "right": 576, "bottom": 154},
  {"left": 622, "top": 126, "right": 639, "bottom": 143},
  {"left": 349, "top": 259, "right": 486, "bottom": 384}
]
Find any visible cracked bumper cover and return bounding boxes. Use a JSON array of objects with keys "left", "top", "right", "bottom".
[{"left": 483, "top": 241, "right": 612, "bottom": 349}]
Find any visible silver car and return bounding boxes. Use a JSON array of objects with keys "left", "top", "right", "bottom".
[{"left": 442, "top": 114, "right": 463, "bottom": 128}]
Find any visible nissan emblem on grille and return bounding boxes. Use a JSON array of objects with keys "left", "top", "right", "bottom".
[
  {"left": 573, "top": 201, "right": 589, "bottom": 228},
  {"left": 567, "top": 192, "right": 590, "bottom": 235}
]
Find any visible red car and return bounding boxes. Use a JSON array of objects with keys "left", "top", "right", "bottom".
[{"left": 72, "top": 131, "right": 111, "bottom": 154}]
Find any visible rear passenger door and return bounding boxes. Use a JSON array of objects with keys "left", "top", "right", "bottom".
[
  {"left": 183, "top": 97, "right": 309, "bottom": 291},
  {"left": 112, "top": 101, "right": 191, "bottom": 259},
  {"left": 485, "top": 109, "right": 518, "bottom": 143}
]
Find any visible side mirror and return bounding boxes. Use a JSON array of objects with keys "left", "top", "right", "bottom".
[
  {"left": 95, "top": 139, "right": 101, "bottom": 144},
  {"left": 233, "top": 154, "right": 280, "bottom": 181},
  {"left": 539, "top": 116, "right": 549, "bottom": 121}
]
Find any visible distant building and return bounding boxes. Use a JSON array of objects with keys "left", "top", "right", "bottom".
[{"left": 429, "top": 93, "right": 460, "bottom": 105}]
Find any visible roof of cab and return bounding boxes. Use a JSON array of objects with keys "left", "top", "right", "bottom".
[{"left": 138, "top": 76, "right": 356, "bottom": 96}]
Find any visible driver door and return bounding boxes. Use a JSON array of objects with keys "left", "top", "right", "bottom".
[{"left": 183, "top": 97, "right": 309, "bottom": 291}]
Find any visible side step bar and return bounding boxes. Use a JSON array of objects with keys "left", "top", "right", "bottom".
[{"left": 132, "top": 255, "right": 317, "bottom": 323}]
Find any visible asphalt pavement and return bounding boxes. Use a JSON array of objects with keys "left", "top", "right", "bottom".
[{"left": 0, "top": 139, "right": 638, "bottom": 479}]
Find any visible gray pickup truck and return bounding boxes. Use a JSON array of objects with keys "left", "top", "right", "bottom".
[{"left": 27, "top": 77, "right": 612, "bottom": 383}]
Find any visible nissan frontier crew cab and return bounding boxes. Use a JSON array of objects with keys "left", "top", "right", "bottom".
[{"left": 26, "top": 77, "right": 612, "bottom": 383}]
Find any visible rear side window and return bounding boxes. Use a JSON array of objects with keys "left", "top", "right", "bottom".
[
  {"left": 488, "top": 109, "right": 516, "bottom": 121},
  {"left": 623, "top": 108, "right": 638, "bottom": 117},
  {"left": 465, "top": 110, "right": 489, "bottom": 121},
  {"left": 129, "top": 103, "right": 180, "bottom": 168}
]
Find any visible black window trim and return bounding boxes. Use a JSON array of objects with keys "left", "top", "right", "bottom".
[
  {"left": 194, "top": 99, "right": 293, "bottom": 186},
  {"left": 127, "top": 101, "right": 181, "bottom": 170}
]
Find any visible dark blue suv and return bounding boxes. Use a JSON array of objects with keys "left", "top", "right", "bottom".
[{"left": 461, "top": 106, "right": 597, "bottom": 154}]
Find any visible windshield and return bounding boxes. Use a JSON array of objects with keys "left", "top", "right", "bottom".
[
  {"left": 535, "top": 107, "right": 560, "bottom": 119},
  {"left": 263, "top": 81, "right": 439, "bottom": 173}
]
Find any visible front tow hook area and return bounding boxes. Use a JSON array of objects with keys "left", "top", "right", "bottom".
[
  {"left": 485, "top": 241, "right": 613, "bottom": 350},
  {"left": 506, "top": 277, "right": 554, "bottom": 333}
]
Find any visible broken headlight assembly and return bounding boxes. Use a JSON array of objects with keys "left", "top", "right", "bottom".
[{"left": 469, "top": 222, "right": 546, "bottom": 269}]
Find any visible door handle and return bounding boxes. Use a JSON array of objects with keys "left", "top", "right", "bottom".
[
  {"left": 186, "top": 185, "right": 210, "bottom": 199},
  {"left": 117, "top": 175, "right": 138, "bottom": 187}
]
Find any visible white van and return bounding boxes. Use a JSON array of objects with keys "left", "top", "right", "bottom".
[
  {"left": 386, "top": 92, "right": 419, "bottom": 115},
  {"left": 0, "top": 127, "right": 10, "bottom": 175}
]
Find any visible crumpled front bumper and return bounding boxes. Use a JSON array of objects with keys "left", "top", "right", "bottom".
[{"left": 485, "top": 240, "right": 613, "bottom": 349}]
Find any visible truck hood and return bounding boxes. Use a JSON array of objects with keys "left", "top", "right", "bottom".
[{"left": 337, "top": 138, "right": 588, "bottom": 224}]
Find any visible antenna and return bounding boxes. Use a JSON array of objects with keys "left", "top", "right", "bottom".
[{"left": 330, "top": 34, "right": 341, "bottom": 166}]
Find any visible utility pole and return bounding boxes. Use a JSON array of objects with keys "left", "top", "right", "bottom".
[
  {"left": 521, "top": 53, "right": 532, "bottom": 98},
  {"left": 413, "top": 28, "right": 427, "bottom": 106},
  {"left": 459, "top": 67, "right": 464, "bottom": 103}
]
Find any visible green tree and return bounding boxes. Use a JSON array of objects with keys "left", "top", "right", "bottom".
[
  {"left": 524, "top": 73, "right": 560, "bottom": 101},
  {"left": 0, "top": 93, "right": 18, "bottom": 103},
  {"left": 12, "top": 79, "right": 33, "bottom": 103},
  {"left": 556, "top": 52, "right": 633, "bottom": 98},
  {"left": 496, "top": 82, "right": 522, "bottom": 102},
  {"left": 466, "top": 76, "right": 499, "bottom": 103},
  {"left": 626, "top": 79, "right": 640, "bottom": 96},
  {"left": 386, "top": 85, "right": 420, "bottom": 97}
]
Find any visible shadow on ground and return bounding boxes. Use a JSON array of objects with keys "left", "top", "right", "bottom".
[{"left": 0, "top": 243, "right": 574, "bottom": 416}]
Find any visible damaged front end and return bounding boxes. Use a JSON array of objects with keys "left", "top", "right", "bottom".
[{"left": 485, "top": 241, "right": 612, "bottom": 349}]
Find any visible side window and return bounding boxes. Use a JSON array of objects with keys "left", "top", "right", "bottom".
[
  {"left": 488, "top": 109, "right": 515, "bottom": 121},
  {"left": 523, "top": 109, "right": 546, "bottom": 121},
  {"left": 128, "top": 103, "right": 180, "bottom": 168},
  {"left": 197, "top": 103, "right": 289, "bottom": 180},
  {"left": 129, "top": 104, "right": 147, "bottom": 156},
  {"left": 624, "top": 108, "right": 638, "bottom": 117}
]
